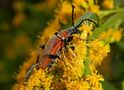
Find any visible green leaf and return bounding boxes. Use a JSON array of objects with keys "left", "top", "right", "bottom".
[
  {"left": 122, "top": 81, "right": 124, "bottom": 90},
  {"left": 114, "top": 0, "right": 122, "bottom": 9},
  {"left": 99, "top": 8, "right": 124, "bottom": 19},
  {"left": 83, "top": 58, "right": 90, "bottom": 75},
  {"left": 83, "top": 46, "right": 91, "bottom": 76},
  {"left": 102, "top": 79, "right": 118, "bottom": 90},
  {"left": 116, "top": 41, "right": 124, "bottom": 51},
  {"left": 91, "top": 10, "right": 124, "bottom": 39},
  {"left": 74, "top": 12, "right": 99, "bottom": 28}
]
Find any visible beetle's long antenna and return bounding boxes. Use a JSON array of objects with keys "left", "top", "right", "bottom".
[{"left": 72, "top": 4, "right": 75, "bottom": 26}]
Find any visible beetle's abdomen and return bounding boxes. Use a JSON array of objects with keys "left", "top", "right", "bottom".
[{"left": 39, "top": 56, "right": 52, "bottom": 69}]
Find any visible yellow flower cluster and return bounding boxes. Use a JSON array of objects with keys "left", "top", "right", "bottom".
[
  {"left": 34, "top": 0, "right": 59, "bottom": 11},
  {"left": 89, "top": 39, "right": 110, "bottom": 66},
  {"left": 74, "top": 0, "right": 100, "bottom": 14},
  {"left": 99, "top": 28, "right": 122, "bottom": 43},
  {"left": 25, "top": 69, "right": 53, "bottom": 90},
  {"left": 89, "top": 39, "right": 110, "bottom": 72},
  {"left": 86, "top": 72, "right": 104, "bottom": 90}
]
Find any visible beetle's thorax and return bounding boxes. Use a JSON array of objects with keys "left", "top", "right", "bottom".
[
  {"left": 57, "top": 29, "right": 70, "bottom": 40},
  {"left": 68, "top": 26, "right": 79, "bottom": 35}
]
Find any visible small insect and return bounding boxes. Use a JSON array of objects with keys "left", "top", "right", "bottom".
[{"left": 25, "top": 5, "right": 99, "bottom": 81}]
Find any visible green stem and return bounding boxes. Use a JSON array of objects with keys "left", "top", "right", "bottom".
[{"left": 83, "top": 41, "right": 91, "bottom": 75}]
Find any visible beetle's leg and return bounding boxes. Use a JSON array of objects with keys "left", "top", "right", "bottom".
[
  {"left": 35, "top": 45, "right": 44, "bottom": 63},
  {"left": 63, "top": 39, "right": 68, "bottom": 50},
  {"left": 67, "top": 46, "right": 76, "bottom": 57},
  {"left": 72, "top": 35, "right": 88, "bottom": 41},
  {"left": 25, "top": 63, "right": 39, "bottom": 81},
  {"left": 73, "top": 35, "right": 91, "bottom": 43},
  {"left": 62, "top": 36, "right": 75, "bottom": 51},
  {"left": 48, "top": 54, "right": 60, "bottom": 59},
  {"left": 67, "top": 36, "right": 73, "bottom": 42},
  {"left": 59, "top": 36, "right": 74, "bottom": 55},
  {"left": 59, "top": 38, "right": 74, "bottom": 59},
  {"left": 25, "top": 45, "right": 44, "bottom": 81},
  {"left": 47, "top": 54, "right": 60, "bottom": 69},
  {"left": 69, "top": 44, "right": 75, "bottom": 50},
  {"left": 61, "top": 48, "right": 67, "bottom": 59},
  {"left": 64, "top": 38, "right": 76, "bottom": 57}
]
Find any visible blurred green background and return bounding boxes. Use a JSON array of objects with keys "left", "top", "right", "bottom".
[
  {"left": 0, "top": 0, "right": 58, "bottom": 89},
  {"left": 0, "top": 0, "right": 124, "bottom": 90}
]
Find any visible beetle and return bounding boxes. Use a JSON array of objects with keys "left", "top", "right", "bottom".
[
  {"left": 39, "top": 11, "right": 99, "bottom": 68},
  {"left": 25, "top": 5, "right": 99, "bottom": 81}
]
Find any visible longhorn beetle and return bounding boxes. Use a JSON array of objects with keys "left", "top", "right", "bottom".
[{"left": 25, "top": 5, "right": 99, "bottom": 81}]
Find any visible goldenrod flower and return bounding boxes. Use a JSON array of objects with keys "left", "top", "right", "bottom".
[
  {"left": 41, "top": 18, "right": 61, "bottom": 42},
  {"left": 90, "top": 5, "right": 100, "bottom": 14},
  {"left": 58, "top": 1, "right": 83, "bottom": 24},
  {"left": 34, "top": 0, "right": 59, "bottom": 11},
  {"left": 111, "top": 29, "right": 122, "bottom": 42},
  {"left": 89, "top": 39, "right": 110, "bottom": 66},
  {"left": 100, "top": 28, "right": 122, "bottom": 43},
  {"left": 79, "top": 21, "right": 94, "bottom": 35},
  {"left": 102, "top": 0, "right": 114, "bottom": 9},
  {"left": 58, "top": 1, "right": 72, "bottom": 24},
  {"left": 25, "top": 69, "right": 53, "bottom": 90},
  {"left": 74, "top": 0, "right": 85, "bottom": 6},
  {"left": 89, "top": 0, "right": 100, "bottom": 14},
  {"left": 86, "top": 71, "right": 104, "bottom": 90}
]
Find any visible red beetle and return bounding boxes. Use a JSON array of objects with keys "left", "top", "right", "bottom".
[
  {"left": 25, "top": 10, "right": 99, "bottom": 80},
  {"left": 39, "top": 27, "right": 78, "bottom": 69},
  {"left": 25, "top": 27, "right": 78, "bottom": 81}
]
